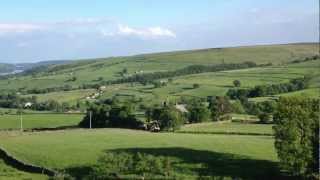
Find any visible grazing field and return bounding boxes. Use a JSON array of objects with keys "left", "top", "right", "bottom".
[
  {"left": 0, "top": 129, "right": 278, "bottom": 179},
  {"left": 0, "top": 160, "right": 48, "bottom": 180},
  {"left": 178, "top": 122, "right": 273, "bottom": 135},
  {"left": 0, "top": 43, "right": 317, "bottom": 93},
  {"left": 0, "top": 114, "right": 84, "bottom": 130}
]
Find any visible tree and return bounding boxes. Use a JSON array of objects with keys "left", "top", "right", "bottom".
[
  {"left": 188, "top": 102, "right": 210, "bottom": 123},
  {"left": 79, "top": 101, "right": 142, "bottom": 129},
  {"left": 233, "top": 80, "right": 241, "bottom": 87},
  {"left": 258, "top": 113, "right": 271, "bottom": 124},
  {"left": 273, "top": 97, "right": 319, "bottom": 177},
  {"left": 122, "top": 68, "right": 128, "bottom": 74},
  {"left": 158, "top": 106, "right": 184, "bottom": 131},
  {"left": 231, "top": 100, "right": 245, "bottom": 114},
  {"left": 208, "top": 96, "right": 232, "bottom": 121},
  {"left": 193, "top": 83, "right": 200, "bottom": 89}
]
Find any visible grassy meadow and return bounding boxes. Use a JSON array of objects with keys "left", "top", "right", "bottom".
[
  {"left": 178, "top": 122, "right": 273, "bottom": 135},
  {"left": 0, "top": 128, "right": 278, "bottom": 179},
  {"left": 0, "top": 114, "right": 83, "bottom": 130}
]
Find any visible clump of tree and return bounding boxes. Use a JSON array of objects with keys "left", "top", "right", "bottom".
[
  {"left": 79, "top": 100, "right": 143, "bottom": 129},
  {"left": 227, "top": 77, "right": 309, "bottom": 99},
  {"left": 187, "top": 100, "right": 210, "bottom": 123},
  {"left": 273, "top": 97, "right": 319, "bottom": 178},
  {"left": 233, "top": 80, "right": 241, "bottom": 87},
  {"left": 208, "top": 96, "right": 232, "bottom": 121},
  {"left": 145, "top": 104, "right": 185, "bottom": 132}
]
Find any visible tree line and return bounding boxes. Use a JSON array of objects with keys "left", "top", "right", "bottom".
[{"left": 226, "top": 77, "right": 309, "bottom": 99}]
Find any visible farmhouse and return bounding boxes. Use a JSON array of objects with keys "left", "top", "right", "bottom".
[
  {"left": 175, "top": 104, "right": 188, "bottom": 113},
  {"left": 24, "top": 102, "right": 33, "bottom": 108}
]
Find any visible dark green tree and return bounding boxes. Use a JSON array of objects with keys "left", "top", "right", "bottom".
[
  {"left": 233, "top": 80, "right": 241, "bottom": 87},
  {"left": 187, "top": 101, "right": 210, "bottom": 123},
  {"left": 273, "top": 97, "right": 319, "bottom": 177},
  {"left": 209, "top": 96, "right": 232, "bottom": 121}
]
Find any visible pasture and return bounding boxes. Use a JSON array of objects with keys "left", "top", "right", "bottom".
[
  {"left": 178, "top": 122, "right": 273, "bottom": 135},
  {"left": 0, "top": 113, "right": 83, "bottom": 130},
  {"left": 0, "top": 43, "right": 317, "bottom": 92},
  {"left": 0, "top": 128, "right": 278, "bottom": 179}
]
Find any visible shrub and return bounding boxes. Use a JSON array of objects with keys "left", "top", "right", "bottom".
[{"left": 87, "top": 152, "right": 175, "bottom": 179}]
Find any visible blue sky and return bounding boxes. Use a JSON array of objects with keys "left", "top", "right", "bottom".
[{"left": 0, "top": 0, "right": 318, "bottom": 63}]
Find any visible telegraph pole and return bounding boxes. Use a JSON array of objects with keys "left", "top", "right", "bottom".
[
  {"left": 89, "top": 111, "right": 92, "bottom": 129},
  {"left": 20, "top": 111, "right": 23, "bottom": 132}
]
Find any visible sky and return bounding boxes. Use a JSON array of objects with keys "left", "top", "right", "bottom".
[{"left": 0, "top": 0, "right": 318, "bottom": 63}]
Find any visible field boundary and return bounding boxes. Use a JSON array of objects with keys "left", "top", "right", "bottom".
[
  {"left": 0, "top": 146, "right": 56, "bottom": 177},
  {"left": 176, "top": 131, "right": 273, "bottom": 136}
]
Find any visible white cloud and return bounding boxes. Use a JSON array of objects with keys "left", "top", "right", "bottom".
[
  {"left": 0, "top": 23, "right": 46, "bottom": 34},
  {"left": 117, "top": 24, "right": 176, "bottom": 38},
  {"left": 0, "top": 20, "right": 176, "bottom": 40}
]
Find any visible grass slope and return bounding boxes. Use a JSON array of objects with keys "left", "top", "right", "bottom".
[
  {"left": 0, "top": 129, "right": 277, "bottom": 179},
  {"left": 0, "top": 114, "right": 83, "bottom": 130},
  {"left": 178, "top": 122, "right": 273, "bottom": 135},
  {"left": 0, "top": 43, "right": 318, "bottom": 92}
]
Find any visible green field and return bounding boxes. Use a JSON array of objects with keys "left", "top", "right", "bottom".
[
  {"left": 178, "top": 122, "right": 273, "bottom": 135},
  {"left": 0, "top": 129, "right": 278, "bottom": 179},
  {"left": 0, "top": 114, "right": 83, "bottom": 130}
]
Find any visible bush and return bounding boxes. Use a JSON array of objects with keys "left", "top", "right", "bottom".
[{"left": 87, "top": 152, "right": 174, "bottom": 179}]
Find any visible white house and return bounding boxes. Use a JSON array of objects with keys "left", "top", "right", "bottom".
[{"left": 24, "top": 102, "right": 33, "bottom": 108}]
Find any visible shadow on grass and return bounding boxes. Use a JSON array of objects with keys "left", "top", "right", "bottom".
[{"left": 64, "top": 147, "right": 294, "bottom": 180}]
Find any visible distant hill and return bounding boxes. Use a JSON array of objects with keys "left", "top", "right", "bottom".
[
  {"left": 0, "top": 63, "right": 15, "bottom": 74},
  {"left": 0, "top": 60, "right": 71, "bottom": 75}
]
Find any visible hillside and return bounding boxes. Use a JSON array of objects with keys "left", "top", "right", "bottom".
[{"left": 0, "top": 43, "right": 318, "bottom": 92}]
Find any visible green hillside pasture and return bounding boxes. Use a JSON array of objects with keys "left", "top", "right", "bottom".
[
  {"left": 0, "top": 43, "right": 318, "bottom": 92},
  {"left": 24, "top": 89, "right": 96, "bottom": 104},
  {"left": 0, "top": 114, "right": 83, "bottom": 130},
  {"left": 138, "top": 43, "right": 318, "bottom": 65},
  {"left": 0, "top": 159, "right": 48, "bottom": 180},
  {"left": 0, "top": 129, "right": 278, "bottom": 179},
  {"left": 87, "top": 60, "right": 320, "bottom": 105},
  {"left": 178, "top": 122, "right": 273, "bottom": 135}
]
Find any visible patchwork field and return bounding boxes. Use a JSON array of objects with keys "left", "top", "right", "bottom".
[
  {"left": 0, "top": 43, "right": 318, "bottom": 179},
  {"left": 0, "top": 43, "right": 317, "bottom": 93}
]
